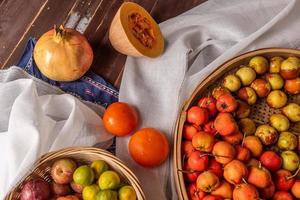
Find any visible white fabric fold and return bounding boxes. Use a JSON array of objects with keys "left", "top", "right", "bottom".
[
  {"left": 0, "top": 67, "right": 113, "bottom": 199},
  {"left": 117, "top": 0, "right": 300, "bottom": 199}
]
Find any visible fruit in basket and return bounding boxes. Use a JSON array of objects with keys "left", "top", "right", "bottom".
[
  {"left": 109, "top": 2, "right": 164, "bottom": 58},
  {"left": 265, "top": 73, "right": 284, "bottom": 90},
  {"left": 98, "top": 171, "right": 121, "bottom": 190},
  {"left": 274, "top": 169, "right": 295, "bottom": 191},
  {"left": 270, "top": 114, "right": 290, "bottom": 132},
  {"left": 238, "top": 118, "right": 256, "bottom": 136},
  {"left": 247, "top": 158, "right": 260, "bottom": 167},
  {"left": 211, "top": 180, "right": 233, "bottom": 199},
  {"left": 187, "top": 106, "right": 209, "bottom": 125},
  {"left": 207, "top": 159, "right": 223, "bottom": 178},
  {"left": 70, "top": 181, "right": 84, "bottom": 193},
  {"left": 277, "top": 131, "right": 297, "bottom": 150},
  {"left": 51, "top": 182, "right": 71, "bottom": 196},
  {"left": 236, "top": 145, "right": 251, "bottom": 162},
  {"left": 291, "top": 180, "right": 300, "bottom": 198},
  {"left": 259, "top": 151, "right": 282, "bottom": 171},
  {"left": 284, "top": 77, "right": 300, "bottom": 94},
  {"left": 214, "top": 113, "right": 238, "bottom": 136},
  {"left": 282, "top": 103, "right": 300, "bottom": 122},
  {"left": 235, "top": 66, "right": 256, "bottom": 86},
  {"left": 183, "top": 123, "right": 199, "bottom": 140},
  {"left": 103, "top": 102, "right": 138, "bottom": 137},
  {"left": 270, "top": 56, "right": 284, "bottom": 73},
  {"left": 57, "top": 195, "right": 79, "bottom": 200},
  {"left": 51, "top": 158, "right": 77, "bottom": 184},
  {"left": 192, "top": 131, "right": 215, "bottom": 152},
  {"left": 235, "top": 100, "right": 251, "bottom": 119},
  {"left": 20, "top": 179, "right": 50, "bottom": 200},
  {"left": 118, "top": 185, "right": 137, "bottom": 200},
  {"left": 243, "top": 136, "right": 263, "bottom": 157},
  {"left": 96, "top": 190, "right": 118, "bottom": 200},
  {"left": 249, "top": 56, "right": 269, "bottom": 74},
  {"left": 259, "top": 181, "right": 275, "bottom": 199},
  {"left": 203, "top": 121, "right": 217, "bottom": 135},
  {"left": 250, "top": 78, "right": 271, "bottom": 97},
  {"left": 247, "top": 165, "right": 272, "bottom": 188},
  {"left": 254, "top": 124, "right": 278, "bottom": 145},
  {"left": 82, "top": 184, "right": 100, "bottom": 200},
  {"left": 73, "top": 165, "right": 95, "bottom": 186},
  {"left": 188, "top": 151, "right": 209, "bottom": 171},
  {"left": 216, "top": 94, "right": 237, "bottom": 113},
  {"left": 237, "top": 87, "right": 257, "bottom": 105},
  {"left": 281, "top": 150, "right": 299, "bottom": 171},
  {"left": 187, "top": 183, "right": 206, "bottom": 200},
  {"left": 34, "top": 25, "right": 93, "bottom": 81},
  {"left": 182, "top": 141, "right": 195, "bottom": 157},
  {"left": 196, "top": 171, "right": 220, "bottom": 192},
  {"left": 223, "top": 74, "right": 241, "bottom": 92},
  {"left": 232, "top": 183, "right": 259, "bottom": 200},
  {"left": 273, "top": 191, "right": 293, "bottom": 200},
  {"left": 198, "top": 96, "right": 217, "bottom": 118},
  {"left": 212, "top": 141, "right": 235, "bottom": 164},
  {"left": 212, "top": 87, "right": 230, "bottom": 99},
  {"left": 183, "top": 163, "right": 200, "bottom": 182},
  {"left": 91, "top": 160, "right": 109, "bottom": 179},
  {"left": 128, "top": 128, "right": 169, "bottom": 167},
  {"left": 266, "top": 90, "right": 287, "bottom": 108},
  {"left": 280, "top": 56, "right": 300, "bottom": 79},
  {"left": 224, "top": 160, "right": 248, "bottom": 184},
  {"left": 222, "top": 130, "right": 243, "bottom": 145}
]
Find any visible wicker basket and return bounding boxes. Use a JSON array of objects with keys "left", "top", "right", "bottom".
[
  {"left": 173, "top": 48, "right": 300, "bottom": 199},
  {"left": 5, "top": 147, "right": 146, "bottom": 200}
]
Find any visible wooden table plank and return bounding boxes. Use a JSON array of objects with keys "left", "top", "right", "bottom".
[{"left": 0, "top": 0, "right": 206, "bottom": 88}]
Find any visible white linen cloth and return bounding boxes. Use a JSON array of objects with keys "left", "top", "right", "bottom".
[
  {"left": 117, "top": 0, "right": 300, "bottom": 199},
  {"left": 0, "top": 67, "right": 113, "bottom": 199}
]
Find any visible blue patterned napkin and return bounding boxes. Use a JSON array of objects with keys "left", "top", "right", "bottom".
[{"left": 17, "top": 38, "right": 119, "bottom": 107}]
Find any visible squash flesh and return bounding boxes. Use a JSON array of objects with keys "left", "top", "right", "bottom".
[{"left": 109, "top": 2, "right": 164, "bottom": 58}]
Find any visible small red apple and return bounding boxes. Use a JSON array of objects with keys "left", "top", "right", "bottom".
[
  {"left": 216, "top": 94, "right": 237, "bottom": 113},
  {"left": 207, "top": 158, "right": 223, "bottom": 178},
  {"left": 237, "top": 87, "right": 257, "bottom": 105},
  {"left": 250, "top": 78, "right": 271, "bottom": 97},
  {"left": 235, "top": 100, "right": 251, "bottom": 119},
  {"left": 284, "top": 77, "right": 300, "bottom": 95},
  {"left": 192, "top": 131, "right": 215, "bottom": 152},
  {"left": 188, "top": 151, "right": 209, "bottom": 172},
  {"left": 183, "top": 123, "right": 200, "bottom": 141},
  {"left": 291, "top": 180, "right": 300, "bottom": 198},
  {"left": 183, "top": 162, "right": 200, "bottom": 183},
  {"left": 280, "top": 56, "right": 300, "bottom": 80},
  {"left": 187, "top": 183, "right": 206, "bottom": 200},
  {"left": 274, "top": 169, "right": 295, "bottom": 191},
  {"left": 272, "top": 191, "right": 293, "bottom": 200},
  {"left": 187, "top": 106, "right": 209, "bottom": 126},
  {"left": 181, "top": 141, "right": 196, "bottom": 158},
  {"left": 51, "top": 158, "right": 77, "bottom": 184},
  {"left": 203, "top": 121, "right": 217, "bottom": 135},
  {"left": 198, "top": 96, "right": 217, "bottom": 118},
  {"left": 259, "top": 151, "right": 282, "bottom": 171}
]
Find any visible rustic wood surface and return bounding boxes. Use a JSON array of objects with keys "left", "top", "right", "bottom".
[{"left": 0, "top": 0, "right": 206, "bottom": 88}]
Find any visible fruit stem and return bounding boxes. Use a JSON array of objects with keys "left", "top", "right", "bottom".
[
  {"left": 54, "top": 25, "right": 66, "bottom": 43},
  {"left": 199, "top": 153, "right": 232, "bottom": 159},
  {"left": 242, "top": 178, "right": 248, "bottom": 184},
  {"left": 286, "top": 165, "right": 300, "bottom": 180}
]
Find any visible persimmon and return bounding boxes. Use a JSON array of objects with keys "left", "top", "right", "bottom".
[
  {"left": 128, "top": 128, "right": 169, "bottom": 167},
  {"left": 103, "top": 102, "right": 138, "bottom": 136}
]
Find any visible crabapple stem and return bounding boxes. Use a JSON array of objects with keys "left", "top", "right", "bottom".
[
  {"left": 286, "top": 165, "right": 300, "bottom": 180},
  {"left": 242, "top": 178, "right": 248, "bottom": 184},
  {"left": 199, "top": 153, "right": 232, "bottom": 159}
]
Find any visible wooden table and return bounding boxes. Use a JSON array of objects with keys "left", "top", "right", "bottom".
[{"left": 0, "top": 0, "right": 206, "bottom": 88}]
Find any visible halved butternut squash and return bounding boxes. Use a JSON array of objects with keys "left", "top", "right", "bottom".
[{"left": 109, "top": 2, "right": 164, "bottom": 58}]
